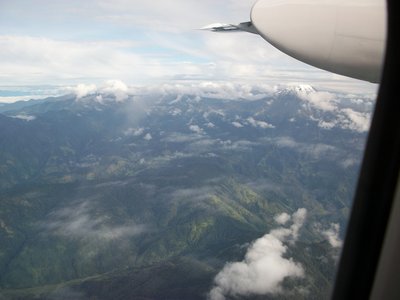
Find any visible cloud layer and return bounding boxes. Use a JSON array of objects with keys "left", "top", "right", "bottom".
[
  {"left": 209, "top": 208, "right": 307, "bottom": 300},
  {"left": 41, "top": 201, "right": 147, "bottom": 240},
  {"left": 289, "top": 85, "right": 373, "bottom": 133},
  {"left": 0, "top": 0, "right": 378, "bottom": 94},
  {"left": 66, "top": 80, "right": 374, "bottom": 135}
]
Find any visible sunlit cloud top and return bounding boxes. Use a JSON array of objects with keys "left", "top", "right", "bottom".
[{"left": 0, "top": 0, "right": 377, "bottom": 95}]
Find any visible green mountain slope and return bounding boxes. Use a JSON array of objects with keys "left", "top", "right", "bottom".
[{"left": 0, "top": 88, "right": 370, "bottom": 299}]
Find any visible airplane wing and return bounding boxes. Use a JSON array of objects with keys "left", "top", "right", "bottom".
[
  {"left": 206, "top": 0, "right": 386, "bottom": 83},
  {"left": 201, "top": 22, "right": 258, "bottom": 34}
]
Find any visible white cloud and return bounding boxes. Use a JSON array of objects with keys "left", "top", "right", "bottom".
[
  {"left": 62, "top": 81, "right": 372, "bottom": 136},
  {"left": 282, "top": 85, "right": 373, "bottom": 132},
  {"left": 69, "top": 80, "right": 131, "bottom": 101},
  {"left": 162, "top": 132, "right": 202, "bottom": 143},
  {"left": 341, "top": 157, "right": 359, "bottom": 168},
  {"left": 189, "top": 124, "right": 204, "bottom": 134},
  {"left": 270, "top": 136, "right": 337, "bottom": 159},
  {"left": 72, "top": 83, "right": 97, "bottom": 99},
  {"left": 312, "top": 107, "right": 372, "bottom": 133},
  {"left": 321, "top": 223, "right": 343, "bottom": 249},
  {"left": 291, "top": 85, "right": 337, "bottom": 112},
  {"left": 274, "top": 212, "right": 290, "bottom": 225},
  {"left": 143, "top": 133, "right": 152, "bottom": 140},
  {"left": 318, "top": 120, "right": 337, "bottom": 129},
  {"left": 232, "top": 121, "right": 244, "bottom": 128},
  {"left": 246, "top": 117, "right": 275, "bottom": 129},
  {"left": 0, "top": 1, "right": 380, "bottom": 94},
  {"left": 220, "top": 139, "right": 259, "bottom": 151},
  {"left": 273, "top": 136, "right": 298, "bottom": 148},
  {"left": 93, "top": 0, "right": 256, "bottom": 33},
  {"left": 195, "top": 82, "right": 273, "bottom": 101},
  {"left": 100, "top": 80, "right": 129, "bottom": 101},
  {"left": 171, "top": 186, "right": 215, "bottom": 202},
  {"left": 128, "top": 81, "right": 274, "bottom": 102},
  {"left": 124, "top": 127, "right": 144, "bottom": 136},
  {"left": 341, "top": 108, "right": 371, "bottom": 133},
  {"left": 11, "top": 114, "right": 36, "bottom": 121},
  {"left": 169, "top": 108, "right": 182, "bottom": 116},
  {"left": 0, "top": 95, "right": 53, "bottom": 103},
  {"left": 0, "top": 36, "right": 153, "bottom": 85},
  {"left": 42, "top": 201, "right": 147, "bottom": 240},
  {"left": 209, "top": 208, "right": 307, "bottom": 300},
  {"left": 189, "top": 138, "right": 218, "bottom": 151}
]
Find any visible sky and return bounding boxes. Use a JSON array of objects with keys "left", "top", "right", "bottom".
[{"left": 0, "top": 0, "right": 378, "bottom": 102}]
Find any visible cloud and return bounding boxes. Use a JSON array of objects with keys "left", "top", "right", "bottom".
[
  {"left": 189, "top": 124, "right": 204, "bottom": 134},
  {"left": 93, "top": 0, "right": 256, "bottom": 33},
  {"left": 0, "top": 36, "right": 151, "bottom": 85},
  {"left": 140, "top": 151, "right": 194, "bottom": 167},
  {"left": 124, "top": 127, "right": 145, "bottom": 136},
  {"left": 188, "top": 138, "right": 218, "bottom": 151},
  {"left": 340, "top": 157, "right": 359, "bottom": 168},
  {"left": 317, "top": 120, "right": 337, "bottom": 129},
  {"left": 341, "top": 108, "right": 371, "bottom": 133},
  {"left": 246, "top": 117, "right": 275, "bottom": 129},
  {"left": 291, "top": 85, "right": 337, "bottom": 112},
  {"left": 274, "top": 212, "right": 291, "bottom": 225},
  {"left": 171, "top": 186, "right": 215, "bottom": 202},
  {"left": 231, "top": 121, "right": 243, "bottom": 128},
  {"left": 281, "top": 84, "right": 373, "bottom": 133},
  {"left": 98, "top": 80, "right": 129, "bottom": 101},
  {"left": 143, "top": 133, "right": 152, "bottom": 140},
  {"left": 150, "top": 81, "right": 263, "bottom": 103},
  {"left": 270, "top": 136, "right": 337, "bottom": 159},
  {"left": 72, "top": 83, "right": 97, "bottom": 99},
  {"left": 0, "top": 0, "right": 379, "bottom": 94},
  {"left": 162, "top": 132, "right": 203, "bottom": 143},
  {"left": 127, "top": 81, "right": 275, "bottom": 102},
  {"left": 56, "top": 81, "right": 279, "bottom": 114},
  {"left": 41, "top": 201, "right": 147, "bottom": 240},
  {"left": 314, "top": 107, "right": 371, "bottom": 133},
  {"left": 321, "top": 223, "right": 343, "bottom": 249},
  {"left": 181, "top": 137, "right": 259, "bottom": 154},
  {"left": 244, "top": 180, "right": 286, "bottom": 197},
  {"left": 10, "top": 114, "right": 36, "bottom": 121},
  {"left": 219, "top": 139, "right": 259, "bottom": 152},
  {"left": 69, "top": 80, "right": 130, "bottom": 101},
  {"left": 209, "top": 208, "right": 307, "bottom": 300}
]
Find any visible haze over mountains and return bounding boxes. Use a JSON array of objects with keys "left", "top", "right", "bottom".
[{"left": 0, "top": 82, "right": 373, "bottom": 299}]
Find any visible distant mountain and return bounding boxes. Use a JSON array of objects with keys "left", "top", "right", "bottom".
[{"left": 0, "top": 85, "right": 372, "bottom": 299}]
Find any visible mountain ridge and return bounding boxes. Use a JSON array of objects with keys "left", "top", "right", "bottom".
[{"left": 0, "top": 86, "right": 371, "bottom": 299}]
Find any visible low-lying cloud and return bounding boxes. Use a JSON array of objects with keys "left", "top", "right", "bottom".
[
  {"left": 70, "top": 80, "right": 129, "bottom": 101},
  {"left": 274, "top": 212, "right": 291, "bottom": 225},
  {"left": 321, "top": 223, "right": 343, "bottom": 249},
  {"left": 209, "top": 208, "right": 307, "bottom": 300},
  {"left": 41, "top": 201, "right": 147, "bottom": 240},
  {"left": 269, "top": 136, "right": 338, "bottom": 159},
  {"left": 11, "top": 114, "right": 36, "bottom": 121},
  {"left": 246, "top": 117, "right": 275, "bottom": 129},
  {"left": 170, "top": 186, "right": 215, "bottom": 202},
  {"left": 287, "top": 85, "right": 373, "bottom": 133},
  {"left": 292, "top": 85, "right": 337, "bottom": 112}
]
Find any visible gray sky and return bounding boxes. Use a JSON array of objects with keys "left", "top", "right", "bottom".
[{"left": 0, "top": 0, "right": 377, "bottom": 101}]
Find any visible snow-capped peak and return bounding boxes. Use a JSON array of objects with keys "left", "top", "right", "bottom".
[{"left": 275, "top": 84, "right": 316, "bottom": 97}]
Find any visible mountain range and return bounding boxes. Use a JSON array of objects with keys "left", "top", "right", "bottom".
[{"left": 0, "top": 84, "right": 373, "bottom": 299}]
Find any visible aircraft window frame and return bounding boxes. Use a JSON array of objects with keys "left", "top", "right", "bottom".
[{"left": 332, "top": 0, "right": 400, "bottom": 298}]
